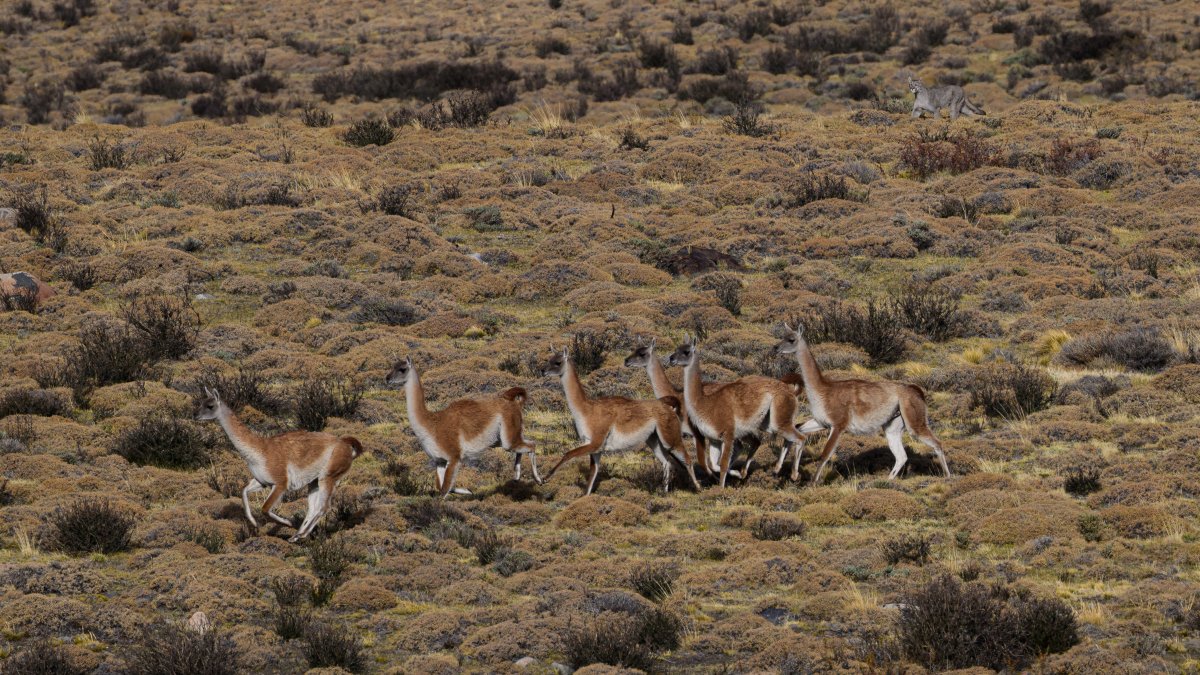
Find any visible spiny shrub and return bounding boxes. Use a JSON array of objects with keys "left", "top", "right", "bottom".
[
  {"left": 183, "top": 523, "right": 226, "bottom": 553},
  {"left": 348, "top": 297, "right": 419, "bottom": 326},
  {"left": 273, "top": 604, "right": 312, "bottom": 641},
  {"left": 692, "top": 273, "right": 742, "bottom": 317},
  {"left": 384, "top": 457, "right": 424, "bottom": 496},
  {"left": 404, "top": 498, "right": 467, "bottom": 529},
  {"left": 971, "top": 362, "right": 1057, "bottom": 418},
  {"left": 473, "top": 529, "right": 506, "bottom": 564},
  {"left": 889, "top": 285, "right": 969, "bottom": 342},
  {"left": 123, "top": 296, "right": 199, "bottom": 360},
  {"left": 1062, "top": 466, "right": 1102, "bottom": 496},
  {"left": 882, "top": 533, "right": 932, "bottom": 565},
  {"left": 535, "top": 36, "right": 571, "bottom": 58},
  {"left": 1077, "top": 513, "right": 1104, "bottom": 542},
  {"left": 722, "top": 100, "right": 774, "bottom": 137},
  {"left": 423, "top": 517, "right": 480, "bottom": 549},
  {"left": 307, "top": 535, "right": 354, "bottom": 606},
  {"left": 49, "top": 498, "right": 137, "bottom": 554},
  {"left": 138, "top": 70, "right": 190, "bottom": 98},
  {"left": 342, "top": 118, "right": 394, "bottom": 147},
  {"left": 1045, "top": 137, "right": 1102, "bottom": 176},
  {"left": 444, "top": 90, "right": 494, "bottom": 127},
  {"left": 630, "top": 561, "right": 677, "bottom": 602},
  {"left": 312, "top": 60, "right": 519, "bottom": 103},
  {"left": 66, "top": 63, "right": 104, "bottom": 91},
  {"left": 20, "top": 78, "right": 71, "bottom": 124},
  {"left": 12, "top": 186, "right": 69, "bottom": 251},
  {"left": 302, "top": 621, "right": 367, "bottom": 673},
  {"left": 900, "top": 130, "right": 1001, "bottom": 180},
  {"left": 49, "top": 321, "right": 159, "bottom": 401},
  {"left": 464, "top": 205, "right": 505, "bottom": 231},
  {"left": 0, "top": 388, "right": 69, "bottom": 418},
  {"left": 291, "top": 377, "right": 362, "bottom": 431},
  {"left": 797, "top": 301, "right": 907, "bottom": 364},
  {"left": 564, "top": 608, "right": 683, "bottom": 671},
  {"left": 87, "top": 136, "right": 131, "bottom": 170},
  {"left": 570, "top": 330, "right": 609, "bottom": 375},
  {"left": 1057, "top": 329, "right": 1176, "bottom": 372},
  {"left": 271, "top": 574, "right": 312, "bottom": 607},
  {"left": 299, "top": 103, "right": 333, "bottom": 127},
  {"left": 375, "top": 183, "right": 416, "bottom": 217},
  {"left": 323, "top": 492, "right": 373, "bottom": 534},
  {"left": 3, "top": 639, "right": 89, "bottom": 675},
  {"left": 125, "top": 622, "right": 241, "bottom": 675},
  {"left": 752, "top": 514, "right": 808, "bottom": 541},
  {"left": 493, "top": 548, "right": 536, "bottom": 577},
  {"left": 114, "top": 416, "right": 210, "bottom": 469},
  {"left": 899, "top": 575, "right": 1078, "bottom": 671},
  {"left": 783, "top": 172, "right": 864, "bottom": 207},
  {"left": 195, "top": 366, "right": 282, "bottom": 416}
]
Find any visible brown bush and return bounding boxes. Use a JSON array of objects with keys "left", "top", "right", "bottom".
[
  {"left": 842, "top": 489, "right": 923, "bottom": 521},
  {"left": 555, "top": 496, "right": 649, "bottom": 529}
]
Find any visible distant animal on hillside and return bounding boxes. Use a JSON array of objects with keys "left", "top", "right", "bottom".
[
  {"left": 0, "top": 271, "right": 55, "bottom": 309},
  {"left": 908, "top": 78, "right": 986, "bottom": 120},
  {"left": 773, "top": 322, "right": 950, "bottom": 484},
  {"left": 196, "top": 388, "right": 363, "bottom": 542},
  {"left": 386, "top": 357, "right": 539, "bottom": 498},
  {"left": 541, "top": 346, "right": 699, "bottom": 495}
]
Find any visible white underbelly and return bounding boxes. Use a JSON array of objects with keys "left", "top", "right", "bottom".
[
  {"left": 603, "top": 421, "right": 655, "bottom": 452},
  {"left": 459, "top": 420, "right": 501, "bottom": 457}
]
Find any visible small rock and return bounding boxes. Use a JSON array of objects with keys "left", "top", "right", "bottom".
[
  {"left": 552, "top": 663, "right": 574, "bottom": 675},
  {"left": 194, "top": 293, "right": 216, "bottom": 301},
  {"left": 515, "top": 656, "right": 536, "bottom": 668},
  {"left": 186, "top": 611, "right": 210, "bottom": 634}
]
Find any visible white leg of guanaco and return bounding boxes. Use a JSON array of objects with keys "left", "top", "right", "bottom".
[
  {"left": 885, "top": 417, "right": 908, "bottom": 480},
  {"left": 242, "top": 479, "right": 266, "bottom": 528}
]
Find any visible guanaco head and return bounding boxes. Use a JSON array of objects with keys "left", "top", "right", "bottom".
[
  {"left": 195, "top": 387, "right": 222, "bottom": 421},
  {"left": 773, "top": 322, "right": 807, "bottom": 355},
  {"left": 540, "top": 346, "right": 568, "bottom": 377},
  {"left": 623, "top": 337, "right": 657, "bottom": 368},
  {"left": 665, "top": 334, "right": 697, "bottom": 367},
  {"left": 386, "top": 357, "right": 414, "bottom": 386}
]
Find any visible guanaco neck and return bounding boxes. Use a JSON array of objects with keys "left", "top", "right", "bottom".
[
  {"left": 404, "top": 369, "right": 432, "bottom": 429},
  {"left": 645, "top": 354, "right": 678, "bottom": 399},
  {"left": 682, "top": 353, "right": 706, "bottom": 413},
  {"left": 215, "top": 404, "right": 266, "bottom": 462},
  {"left": 794, "top": 338, "right": 830, "bottom": 397},
  {"left": 560, "top": 358, "right": 590, "bottom": 420}
]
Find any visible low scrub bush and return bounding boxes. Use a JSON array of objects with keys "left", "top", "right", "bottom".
[
  {"left": 299, "top": 103, "right": 333, "bottom": 127},
  {"left": 384, "top": 458, "right": 424, "bottom": 496},
  {"left": 900, "top": 130, "right": 1002, "bottom": 180},
  {"left": 342, "top": 118, "right": 394, "bottom": 147},
  {"left": 123, "top": 296, "right": 199, "bottom": 360},
  {"left": 795, "top": 301, "right": 907, "bottom": 364},
  {"left": 49, "top": 498, "right": 137, "bottom": 554},
  {"left": 971, "top": 362, "right": 1057, "bottom": 418},
  {"left": 114, "top": 416, "right": 210, "bottom": 469},
  {"left": 782, "top": 172, "right": 866, "bottom": 207},
  {"left": 751, "top": 514, "right": 807, "bottom": 541},
  {"left": 900, "top": 575, "right": 1078, "bottom": 670},
  {"left": 307, "top": 535, "right": 354, "bottom": 606},
  {"left": 564, "top": 608, "right": 683, "bottom": 671},
  {"left": 125, "top": 622, "right": 242, "bottom": 675},
  {"left": 20, "top": 78, "right": 72, "bottom": 124},
  {"left": 882, "top": 533, "right": 932, "bottom": 565},
  {"left": 313, "top": 60, "right": 518, "bottom": 102},
  {"left": 290, "top": 377, "right": 363, "bottom": 431},
  {"left": 630, "top": 561, "right": 677, "bottom": 602},
  {"left": 0, "top": 388, "right": 69, "bottom": 418},
  {"left": 1062, "top": 466, "right": 1102, "bottom": 496},
  {"left": 1057, "top": 329, "right": 1176, "bottom": 372},
  {"left": 722, "top": 100, "right": 774, "bottom": 138},
  {"left": 493, "top": 548, "right": 536, "bottom": 577},
  {"left": 570, "top": 330, "right": 609, "bottom": 375},
  {"left": 195, "top": 366, "right": 282, "bottom": 416},
  {"left": 302, "top": 620, "right": 367, "bottom": 673},
  {"left": 3, "top": 640, "right": 89, "bottom": 675},
  {"left": 11, "top": 186, "right": 69, "bottom": 251},
  {"left": 889, "top": 285, "right": 969, "bottom": 342},
  {"left": 348, "top": 297, "right": 419, "bottom": 326}
]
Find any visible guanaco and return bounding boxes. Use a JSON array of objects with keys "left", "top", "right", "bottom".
[
  {"left": 386, "top": 357, "right": 539, "bottom": 498},
  {"left": 196, "top": 387, "right": 362, "bottom": 542},
  {"left": 665, "top": 336, "right": 808, "bottom": 488},
  {"left": 541, "top": 346, "right": 700, "bottom": 495},
  {"left": 624, "top": 339, "right": 804, "bottom": 480},
  {"left": 773, "top": 322, "right": 951, "bottom": 484}
]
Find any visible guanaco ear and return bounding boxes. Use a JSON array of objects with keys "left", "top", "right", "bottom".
[
  {"left": 649, "top": 337, "right": 656, "bottom": 350},
  {"left": 783, "top": 321, "right": 794, "bottom": 333}
]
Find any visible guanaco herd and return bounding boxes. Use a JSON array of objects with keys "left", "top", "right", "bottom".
[{"left": 196, "top": 323, "right": 951, "bottom": 540}]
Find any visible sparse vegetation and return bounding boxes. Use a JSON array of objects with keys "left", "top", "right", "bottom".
[
  {"left": 125, "top": 622, "right": 242, "bottom": 675},
  {"left": 49, "top": 498, "right": 137, "bottom": 554},
  {"left": 114, "top": 415, "right": 210, "bottom": 469},
  {"left": 291, "top": 376, "right": 363, "bottom": 431}
]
